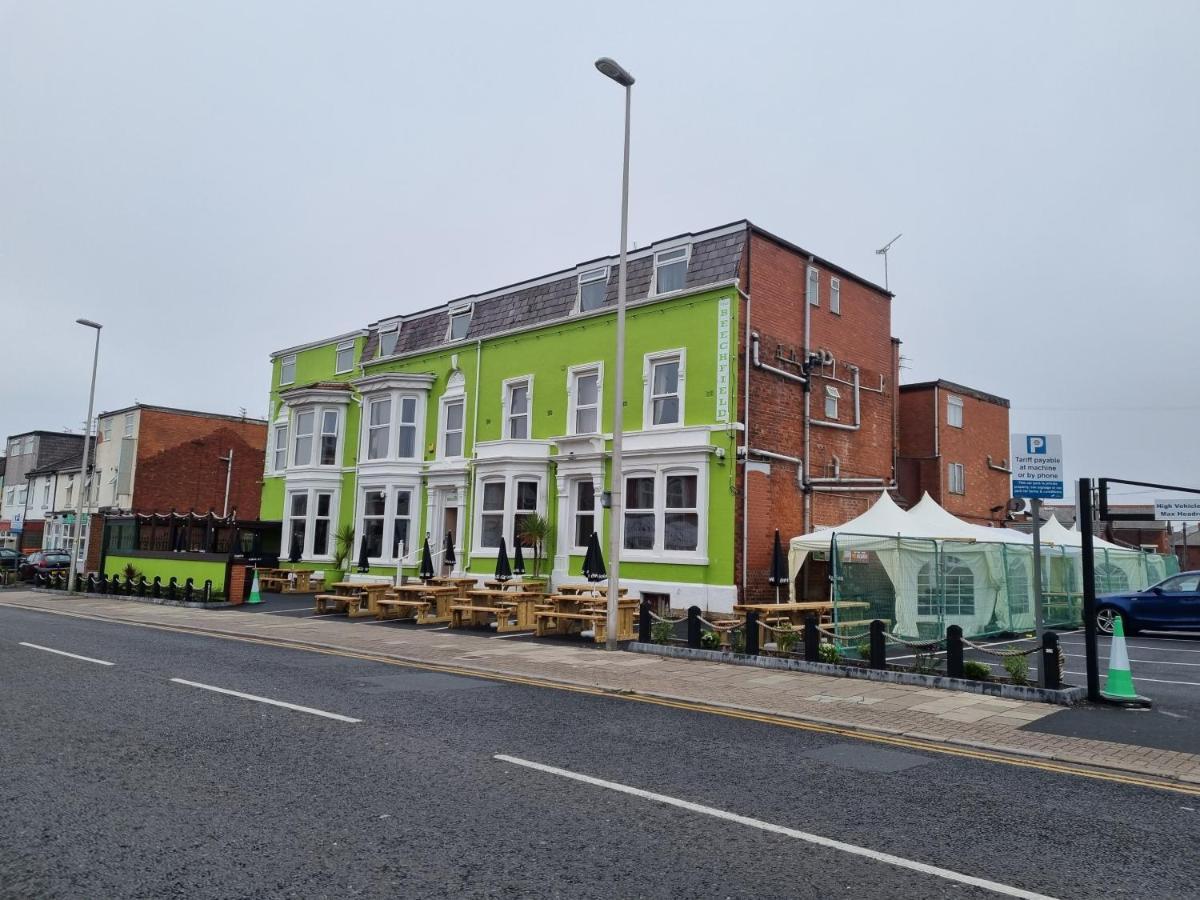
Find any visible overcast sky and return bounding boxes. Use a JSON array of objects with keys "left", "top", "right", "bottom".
[{"left": 2, "top": 1, "right": 1196, "bottom": 504}]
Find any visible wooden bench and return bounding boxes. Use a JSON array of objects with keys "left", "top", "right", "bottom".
[
  {"left": 314, "top": 593, "right": 353, "bottom": 615},
  {"left": 534, "top": 609, "right": 635, "bottom": 643},
  {"left": 451, "top": 603, "right": 512, "bottom": 631},
  {"left": 376, "top": 597, "right": 431, "bottom": 621}
]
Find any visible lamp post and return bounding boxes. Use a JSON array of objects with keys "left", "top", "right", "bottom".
[
  {"left": 67, "top": 318, "right": 101, "bottom": 594},
  {"left": 595, "top": 56, "right": 634, "bottom": 650}
]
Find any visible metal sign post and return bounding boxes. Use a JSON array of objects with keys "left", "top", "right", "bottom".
[
  {"left": 1011, "top": 434, "right": 1063, "bottom": 687},
  {"left": 1078, "top": 477, "right": 1102, "bottom": 702}
]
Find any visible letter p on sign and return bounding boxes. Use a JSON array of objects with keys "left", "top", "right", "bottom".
[{"left": 1026, "top": 435, "right": 1047, "bottom": 454}]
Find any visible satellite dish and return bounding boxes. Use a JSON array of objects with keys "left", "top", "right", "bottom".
[{"left": 1007, "top": 497, "right": 1027, "bottom": 513}]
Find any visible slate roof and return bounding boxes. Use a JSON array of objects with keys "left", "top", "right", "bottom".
[{"left": 362, "top": 225, "right": 747, "bottom": 362}]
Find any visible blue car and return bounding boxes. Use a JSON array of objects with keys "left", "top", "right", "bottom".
[{"left": 1095, "top": 571, "right": 1200, "bottom": 635}]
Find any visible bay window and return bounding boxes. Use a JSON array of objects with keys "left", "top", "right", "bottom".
[
  {"left": 293, "top": 411, "right": 314, "bottom": 466},
  {"left": 474, "top": 473, "right": 544, "bottom": 553},
  {"left": 286, "top": 488, "right": 338, "bottom": 560},
  {"left": 367, "top": 398, "right": 391, "bottom": 460},
  {"left": 480, "top": 482, "right": 505, "bottom": 549},
  {"left": 272, "top": 423, "right": 288, "bottom": 471},
  {"left": 288, "top": 492, "right": 307, "bottom": 558},
  {"left": 513, "top": 479, "right": 538, "bottom": 546},
  {"left": 362, "top": 489, "right": 387, "bottom": 558},
  {"left": 319, "top": 410, "right": 339, "bottom": 465},
  {"left": 312, "top": 492, "right": 332, "bottom": 557},
  {"left": 621, "top": 466, "right": 705, "bottom": 558},
  {"left": 392, "top": 488, "right": 413, "bottom": 560},
  {"left": 398, "top": 397, "right": 418, "bottom": 457}
]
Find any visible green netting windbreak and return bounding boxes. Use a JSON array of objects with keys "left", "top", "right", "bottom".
[
  {"left": 1163, "top": 554, "right": 1181, "bottom": 577},
  {"left": 1041, "top": 545, "right": 1082, "bottom": 629}
]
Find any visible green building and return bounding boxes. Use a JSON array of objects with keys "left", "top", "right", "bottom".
[{"left": 262, "top": 223, "right": 745, "bottom": 610}]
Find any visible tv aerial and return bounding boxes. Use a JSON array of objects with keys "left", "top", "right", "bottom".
[{"left": 875, "top": 233, "right": 902, "bottom": 291}]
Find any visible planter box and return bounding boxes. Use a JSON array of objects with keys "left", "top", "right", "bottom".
[{"left": 629, "top": 642, "right": 1086, "bottom": 706}]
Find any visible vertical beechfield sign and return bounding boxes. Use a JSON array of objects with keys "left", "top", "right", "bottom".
[{"left": 1010, "top": 434, "right": 1064, "bottom": 500}]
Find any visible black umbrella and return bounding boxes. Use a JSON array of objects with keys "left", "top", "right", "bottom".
[
  {"left": 768, "top": 529, "right": 789, "bottom": 603},
  {"left": 443, "top": 531, "right": 456, "bottom": 570},
  {"left": 494, "top": 536, "right": 512, "bottom": 583},
  {"left": 512, "top": 537, "right": 526, "bottom": 577},
  {"left": 289, "top": 535, "right": 302, "bottom": 565},
  {"left": 420, "top": 534, "right": 435, "bottom": 582},
  {"left": 356, "top": 536, "right": 371, "bottom": 573},
  {"left": 582, "top": 531, "right": 607, "bottom": 586}
]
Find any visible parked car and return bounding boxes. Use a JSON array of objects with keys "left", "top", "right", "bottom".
[
  {"left": 19, "top": 550, "right": 73, "bottom": 582},
  {"left": 1096, "top": 571, "right": 1200, "bottom": 635},
  {"left": 0, "top": 547, "right": 27, "bottom": 572}
]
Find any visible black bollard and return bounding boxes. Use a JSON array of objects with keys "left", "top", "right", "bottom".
[
  {"left": 946, "top": 625, "right": 964, "bottom": 679},
  {"left": 869, "top": 619, "right": 887, "bottom": 670},
  {"left": 745, "top": 611, "right": 760, "bottom": 656},
  {"left": 638, "top": 600, "right": 651, "bottom": 643},
  {"left": 138, "top": 577, "right": 147, "bottom": 597},
  {"left": 183, "top": 578, "right": 194, "bottom": 602},
  {"left": 152, "top": 576, "right": 161, "bottom": 598},
  {"left": 804, "top": 614, "right": 819, "bottom": 662},
  {"left": 167, "top": 577, "right": 177, "bottom": 601},
  {"left": 1042, "top": 632, "right": 1061, "bottom": 690},
  {"left": 203, "top": 579, "right": 213, "bottom": 603},
  {"left": 686, "top": 606, "right": 701, "bottom": 648}
]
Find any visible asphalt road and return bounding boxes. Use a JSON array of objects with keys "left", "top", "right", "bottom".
[{"left": 2, "top": 605, "right": 1197, "bottom": 899}]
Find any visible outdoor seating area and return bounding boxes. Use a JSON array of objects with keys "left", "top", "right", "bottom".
[{"left": 260, "top": 568, "right": 320, "bottom": 594}]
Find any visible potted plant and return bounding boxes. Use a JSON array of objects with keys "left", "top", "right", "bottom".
[
  {"left": 332, "top": 524, "right": 355, "bottom": 582},
  {"left": 516, "top": 514, "right": 553, "bottom": 585}
]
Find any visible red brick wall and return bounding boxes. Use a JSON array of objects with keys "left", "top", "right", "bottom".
[
  {"left": 736, "top": 231, "right": 896, "bottom": 601},
  {"left": 132, "top": 410, "right": 267, "bottom": 517},
  {"left": 897, "top": 385, "right": 1010, "bottom": 525}
]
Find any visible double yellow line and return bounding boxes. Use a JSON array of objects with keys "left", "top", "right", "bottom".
[{"left": 8, "top": 600, "right": 1200, "bottom": 798}]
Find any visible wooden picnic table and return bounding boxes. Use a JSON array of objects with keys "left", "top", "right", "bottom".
[
  {"left": 482, "top": 578, "right": 547, "bottom": 593},
  {"left": 734, "top": 600, "right": 871, "bottom": 643},
  {"left": 427, "top": 576, "right": 478, "bottom": 599},
  {"left": 260, "top": 568, "right": 316, "bottom": 594},
  {"left": 555, "top": 582, "right": 628, "bottom": 596},
  {"left": 315, "top": 580, "right": 390, "bottom": 617},
  {"left": 535, "top": 594, "right": 639, "bottom": 643},
  {"left": 451, "top": 589, "right": 542, "bottom": 633},
  {"left": 377, "top": 583, "right": 459, "bottom": 623}
]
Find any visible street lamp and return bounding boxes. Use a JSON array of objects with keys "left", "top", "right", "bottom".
[
  {"left": 595, "top": 56, "right": 634, "bottom": 650},
  {"left": 67, "top": 318, "right": 101, "bottom": 594}
]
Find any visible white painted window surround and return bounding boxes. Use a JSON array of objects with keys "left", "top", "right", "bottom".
[
  {"left": 806, "top": 266, "right": 820, "bottom": 307},
  {"left": 644, "top": 349, "right": 686, "bottom": 429},
  {"left": 472, "top": 471, "right": 545, "bottom": 555},
  {"left": 578, "top": 267, "right": 609, "bottom": 312},
  {"left": 948, "top": 462, "right": 965, "bottom": 495},
  {"left": 503, "top": 376, "right": 533, "bottom": 441},
  {"left": 335, "top": 340, "right": 355, "bottom": 374},
  {"left": 830, "top": 277, "right": 841, "bottom": 315},
  {"left": 652, "top": 246, "right": 689, "bottom": 295},
  {"left": 285, "top": 487, "right": 339, "bottom": 562},
  {"left": 620, "top": 464, "right": 706, "bottom": 561},
  {"left": 947, "top": 394, "right": 964, "bottom": 428},
  {"left": 567, "top": 363, "right": 602, "bottom": 435},
  {"left": 280, "top": 355, "right": 296, "bottom": 386}
]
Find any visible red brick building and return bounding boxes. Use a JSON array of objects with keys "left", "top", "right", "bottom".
[
  {"left": 735, "top": 225, "right": 900, "bottom": 601},
  {"left": 92, "top": 404, "right": 268, "bottom": 517},
  {"left": 895, "top": 380, "right": 1011, "bottom": 526}
]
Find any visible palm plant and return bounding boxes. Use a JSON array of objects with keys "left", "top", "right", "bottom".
[
  {"left": 516, "top": 514, "right": 553, "bottom": 579},
  {"left": 333, "top": 524, "right": 356, "bottom": 572}
]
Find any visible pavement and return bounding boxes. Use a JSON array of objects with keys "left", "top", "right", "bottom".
[
  {"left": 3, "top": 599, "right": 1199, "bottom": 899},
  {"left": 3, "top": 589, "right": 1200, "bottom": 790}
]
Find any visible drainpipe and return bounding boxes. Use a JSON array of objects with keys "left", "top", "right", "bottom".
[
  {"left": 986, "top": 456, "right": 1012, "bottom": 474},
  {"left": 462, "top": 339, "right": 483, "bottom": 571},
  {"left": 810, "top": 482, "right": 898, "bottom": 493},
  {"left": 803, "top": 256, "right": 814, "bottom": 536},
  {"left": 738, "top": 282, "right": 752, "bottom": 602},
  {"left": 751, "top": 333, "right": 807, "bottom": 385}
]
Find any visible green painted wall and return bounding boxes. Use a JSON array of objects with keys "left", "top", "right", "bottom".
[
  {"left": 260, "top": 287, "right": 739, "bottom": 592},
  {"left": 104, "top": 555, "right": 228, "bottom": 594}
]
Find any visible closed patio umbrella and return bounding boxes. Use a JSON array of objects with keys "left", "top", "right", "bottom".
[
  {"left": 443, "top": 531, "right": 456, "bottom": 570},
  {"left": 512, "top": 537, "right": 526, "bottom": 577},
  {"left": 582, "top": 531, "right": 607, "bottom": 588},
  {"left": 420, "top": 534, "right": 435, "bottom": 582},
  {"left": 494, "top": 537, "right": 512, "bottom": 583},
  {"left": 768, "top": 529, "right": 789, "bottom": 603},
  {"left": 289, "top": 538, "right": 302, "bottom": 565},
  {"left": 356, "top": 536, "right": 371, "bottom": 573}
]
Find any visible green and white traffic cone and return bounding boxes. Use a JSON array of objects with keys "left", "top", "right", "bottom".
[
  {"left": 1101, "top": 614, "right": 1150, "bottom": 708},
  {"left": 247, "top": 568, "right": 262, "bottom": 605}
]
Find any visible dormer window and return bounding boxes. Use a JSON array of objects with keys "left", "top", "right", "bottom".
[
  {"left": 378, "top": 325, "right": 399, "bottom": 358},
  {"left": 448, "top": 306, "right": 472, "bottom": 341},
  {"left": 578, "top": 267, "right": 609, "bottom": 312},
  {"left": 653, "top": 247, "right": 689, "bottom": 295},
  {"left": 335, "top": 340, "right": 355, "bottom": 374}
]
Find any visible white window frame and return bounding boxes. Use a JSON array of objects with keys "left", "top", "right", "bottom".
[
  {"left": 830, "top": 277, "right": 841, "bottom": 315},
  {"left": 643, "top": 349, "right": 686, "bottom": 429},
  {"left": 311, "top": 490, "right": 334, "bottom": 558},
  {"left": 447, "top": 304, "right": 473, "bottom": 342},
  {"left": 359, "top": 485, "right": 389, "bottom": 563},
  {"left": 279, "top": 354, "right": 296, "bottom": 386},
  {"left": 651, "top": 246, "right": 690, "bottom": 296},
  {"left": 318, "top": 408, "right": 341, "bottom": 466},
  {"left": 123, "top": 414, "right": 135, "bottom": 438},
  {"left": 948, "top": 462, "right": 965, "bottom": 495},
  {"left": 334, "top": 340, "right": 355, "bottom": 375},
  {"left": 619, "top": 464, "right": 707, "bottom": 562},
  {"left": 571, "top": 478, "right": 597, "bottom": 553},
  {"left": 577, "top": 266, "right": 609, "bottom": 312},
  {"left": 947, "top": 394, "right": 964, "bottom": 429},
  {"left": 502, "top": 376, "right": 533, "bottom": 441},
  {"left": 366, "top": 397, "right": 392, "bottom": 461},
  {"left": 391, "top": 486, "right": 415, "bottom": 563},
  {"left": 42, "top": 482, "right": 50, "bottom": 507},
  {"left": 292, "top": 410, "right": 315, "bottom": 467},
  {"left": 824, "top": 384, "right": 840, "bottom": 420},
  {"left": 440, "top": 396, "right": 466, "bottom": 459},
  {"left": 378, "top": 325, "right": 400, "bottom": 358},
  {"left": 567, "top": 362, "right": 603, "bottom": 436},
  {"left": 271, "top": 422, "right": 288, "bottom": 472},
  {"left": 102, "top": 419, "right": 112, "bottom": 442},
  {"left": 284, "top": 487, "right": 339, "bottom": 563},
  {"left": 806, "top": 266, "right": 820, "bottom": 306},
  {"left": 471, "top": 472, "right": 546, "bottom": 556}
]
